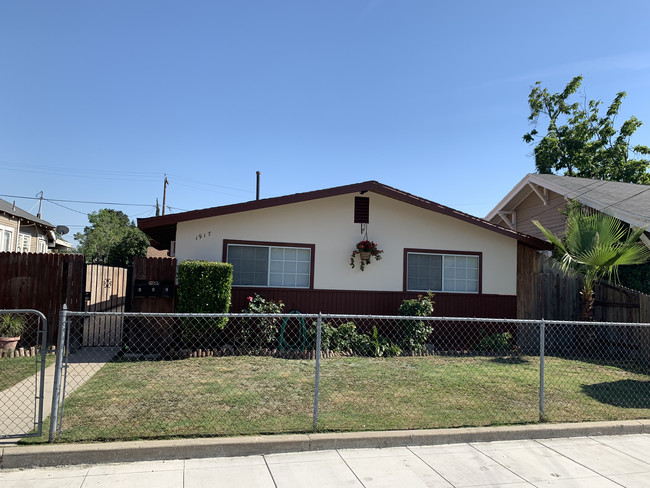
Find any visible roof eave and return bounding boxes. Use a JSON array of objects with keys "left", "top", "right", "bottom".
[{"left": 138, "top": 179, "right": 552, "bottom": 250}]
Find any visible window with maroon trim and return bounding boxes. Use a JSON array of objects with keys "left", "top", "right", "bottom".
[
  {"left": 226, "top": 242, "right": 312, "bottom": 288},
  {"left": 406, "top": 251, "right": 480, "bottom": 293}
]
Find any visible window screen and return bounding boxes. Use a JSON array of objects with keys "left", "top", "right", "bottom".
[
  {"left": 407, "top": 252, "right": 479, "bottom": 293},
  {"left": 228, "top": 244, "right": 311, "bottom": 288}
]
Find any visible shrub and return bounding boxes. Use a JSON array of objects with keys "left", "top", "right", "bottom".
[
  {"left": 355, "top": 326, "right": 402, "bottom": 357},
  {"left": 326, "top": 321, "right": 359, "bottom": 352},
  {"left": 477, "top": 331, "right": 513, "bottom": 353},
  {"left": 306, "top": 322, "right": 336, "bottom": 351},
  {"left": 306, "top": 321, "right": 402, "bottom": 357},
  {"left": 240, "top": 294, "right": 285, "bottom": 351},
  {"left": 0, "top": 314, "right": 26, "bottom": 337},
  {"left": 397, "top": 293, "right": 435, "bottom": 353},
  {"left": 176, "top": 261, "right": 233, "bottom": 346}
]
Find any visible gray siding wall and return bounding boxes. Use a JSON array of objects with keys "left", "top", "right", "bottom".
[{"left": 514, "top": 190, "right": 567, "bottom": 239}]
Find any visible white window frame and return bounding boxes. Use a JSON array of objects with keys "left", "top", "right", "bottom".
[
  {"left": 17, "top": 233, "right": 31, "bottom": 253},
  {"left": 37, "top": 236, "right": 48, "bottom": 253},
  {"left": 0, "top": 225, "right": 14, "bottom": 252},
  {"left": 406, "top": 251, "right": 480, "bottom": 294},
  {"left": 226, "top": 242, "right": 313, "bottom": 289}
]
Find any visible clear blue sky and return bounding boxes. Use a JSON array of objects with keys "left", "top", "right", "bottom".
[{"left": 2, "top": 1, "right": 649, "bottom": 244}]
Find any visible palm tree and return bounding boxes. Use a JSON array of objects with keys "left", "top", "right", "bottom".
[{"left": 534, "top": 206, "right": 650, "bottom": 322}]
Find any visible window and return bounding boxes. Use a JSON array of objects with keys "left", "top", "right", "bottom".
[
  {"left": 226, "top": 242, "right": 312, "bottom": 288},
  {"left": 17, "top": 233, "right": 30, "bottom": 253},
  {"left": 37, "top": 237, "right": 48, "bottom": 253},
  {"left": 406, "top": 251, "right": 480, "bottom": 293},
  {"left": 0, "top": 226, "right": 13, "bottom": 251}
]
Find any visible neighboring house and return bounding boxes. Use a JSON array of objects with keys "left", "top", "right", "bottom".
[
  {"left": 486, "top": 173, "right": 650, "bottom": 248},
  {"left": 0, "top": 198, "right": 73, "bottom": 253},
  {"left": 139, "top": 181, "right": 550, "bottom": 317}
]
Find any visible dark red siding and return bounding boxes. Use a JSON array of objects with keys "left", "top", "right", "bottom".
[{"left": 231, "top": 287, "right": 516, "bottom": 318}]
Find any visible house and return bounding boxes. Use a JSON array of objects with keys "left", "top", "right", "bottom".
[
  {"left": 485, "top": 173, "right": 650, "bottom": 248},
  {"left": 0, "top": 198, "right": 73, "bottom": 253},
  {"left": 138, "top": 181, "right": 550, "bottom": 317}
]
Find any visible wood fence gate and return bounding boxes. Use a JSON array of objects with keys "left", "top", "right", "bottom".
[{"left": 82, "top": 263, "right": 130, "bottom": 346}]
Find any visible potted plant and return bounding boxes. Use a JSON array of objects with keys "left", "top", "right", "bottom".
[
  {"left": 350, "top": 240, "right": 383, "bottom": 271},
  {"left": 0, "top": 314, "right": 26, "bottom": 351}
]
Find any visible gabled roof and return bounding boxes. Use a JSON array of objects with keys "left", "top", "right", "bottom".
[
  {"left": 486, "top": 173, "right": 650, "bottom": 229},
  {"left": 0, "top": 198, "right": 55, "bottom": 229},
  {"left": 138, "top": 180, "right": 551, "bottom": 250}
]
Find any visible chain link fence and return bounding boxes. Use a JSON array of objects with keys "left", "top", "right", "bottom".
[
  {"left": 0, "top": 309, "right": 48, "bottom": 438},
  {"left": 39, "top": 309, "right": 649, "bottom": 443}
]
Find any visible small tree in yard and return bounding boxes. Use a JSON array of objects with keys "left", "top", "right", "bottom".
[
  {"left": 534, "top": 206, "right": 650, "bottom": 322},
  {"left": 75, "top": 208, "right": 149, "bottom": 265}
]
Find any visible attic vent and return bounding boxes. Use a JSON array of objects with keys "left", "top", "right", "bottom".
[{"left": 354, "top": 196, "right": 369, "bottom": 223}]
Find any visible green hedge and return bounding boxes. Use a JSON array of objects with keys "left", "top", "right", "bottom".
[{"left": 177, "top": 260, "right": 233, "bottom": 315}]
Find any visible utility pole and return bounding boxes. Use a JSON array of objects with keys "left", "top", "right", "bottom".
[
  {"left": 36, "top": 191, "right": 44, "bottom": 218},
  {"left": 162, "top": 175, "right": 169, "bottom": 216}
]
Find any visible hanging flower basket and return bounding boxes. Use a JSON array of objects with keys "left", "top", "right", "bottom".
[{"left": 350, "top": 240, "right": 383, "bottom": 271}]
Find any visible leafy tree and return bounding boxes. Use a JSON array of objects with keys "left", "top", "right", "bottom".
[
  {"left": 74, "top": 209, "right": 149, "bottom": 266},
  {"left": 523, "top": 76, "right": 650, "bottom": 183},
  {"left": 533, "top": 206, "right": 650, "bottom": 321}
]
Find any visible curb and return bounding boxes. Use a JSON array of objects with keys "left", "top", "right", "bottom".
[{"left": 1, "top": 419, "right": 648, "bottom": 470}]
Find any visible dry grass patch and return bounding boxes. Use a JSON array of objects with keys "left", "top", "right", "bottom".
[{"left": 23, "top": 354, "right": 649, "bottom": 443}]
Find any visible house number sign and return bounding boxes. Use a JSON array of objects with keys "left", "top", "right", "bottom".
[{"left": 195, "top": 231, "right": 212, "bottom": 240}]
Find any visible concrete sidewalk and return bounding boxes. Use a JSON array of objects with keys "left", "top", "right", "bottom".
[{"left": 1, "top": 432, "right": 649, "bottom": 487}]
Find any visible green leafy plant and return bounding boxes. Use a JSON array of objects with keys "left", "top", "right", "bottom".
[
  {"left": 241, "top": 294, "right": 285, "bottom": 351},
  {"left": 0, "top": 314, "right": 26, "bottom": 337},
  {"left": 534, "top": 206, "right": 650, "bottom": 321},
  {"left": 477, "top": 331, "right": 513, "bottom": 353},
  {"left": 307, "top": 321, "right": 360, "bottom": 352},
  {"left": 355, "top": 326, "right": 402, "bottom": 357},
  {"left": 307, "top": 321, "right": 401, "bottom": 357},
  {"left": 350, "top": 240, "right": 383, "bottom": 271},
  {"left": 397, "top": 293, "right": 435, "bottom": 353}
]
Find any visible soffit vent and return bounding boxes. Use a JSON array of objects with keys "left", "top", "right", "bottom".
[{"left": 354, "top": 196, "right": 369, "bottom": 223}]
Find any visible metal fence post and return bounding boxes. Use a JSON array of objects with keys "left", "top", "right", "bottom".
[
  {"left": 313, "top": 312, "right": 322, "bottom": 430},
  {"left": 539, "top": 318, "right": 546, "bottom": 422},
  {"left": 49, "top": 304, "right": 67, "bottom": 442},
  {"left": 36, "top": 315, "right": 48, "bottom": 437}
]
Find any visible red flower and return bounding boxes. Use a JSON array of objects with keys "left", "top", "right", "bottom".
[{"left": 247, "top": 296, "right": 253, "bottom": 301}]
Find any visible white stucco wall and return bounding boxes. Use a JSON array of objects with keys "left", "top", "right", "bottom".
[{"left": 175, "top": 192, "right": 518, "bottom": 295}]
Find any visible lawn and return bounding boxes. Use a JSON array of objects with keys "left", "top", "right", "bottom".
[
  {"left": 27, "top": 354, "right": 650, "bottom": 443},
  {"left": 0, "top": 354, "right": 54, "bottom": 391}
]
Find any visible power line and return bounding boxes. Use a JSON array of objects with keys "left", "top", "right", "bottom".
[
  {"left": 47, "top": 200, "right": 90, "bottom": 215},
  {"left": 0, "top": 194, "right": 154, "bottom": 207}
]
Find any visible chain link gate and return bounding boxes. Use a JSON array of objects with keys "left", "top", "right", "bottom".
[{"left": 0, "top": 309, "right": 48, "bottom": 439}]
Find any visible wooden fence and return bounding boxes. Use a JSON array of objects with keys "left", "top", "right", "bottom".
[
  {"left": 517, "top": 243, "right": 650, "bottom": 322},
  {"left": 0, "top": 252, "right": 85, "bottom": 344}
]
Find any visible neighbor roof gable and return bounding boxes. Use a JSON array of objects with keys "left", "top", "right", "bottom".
[
  {"left": 486, "top": 173, "right": 650, "bottom": 229},
  {"left": 0, "top": 198, "right": 55, "bottom": 229}
]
